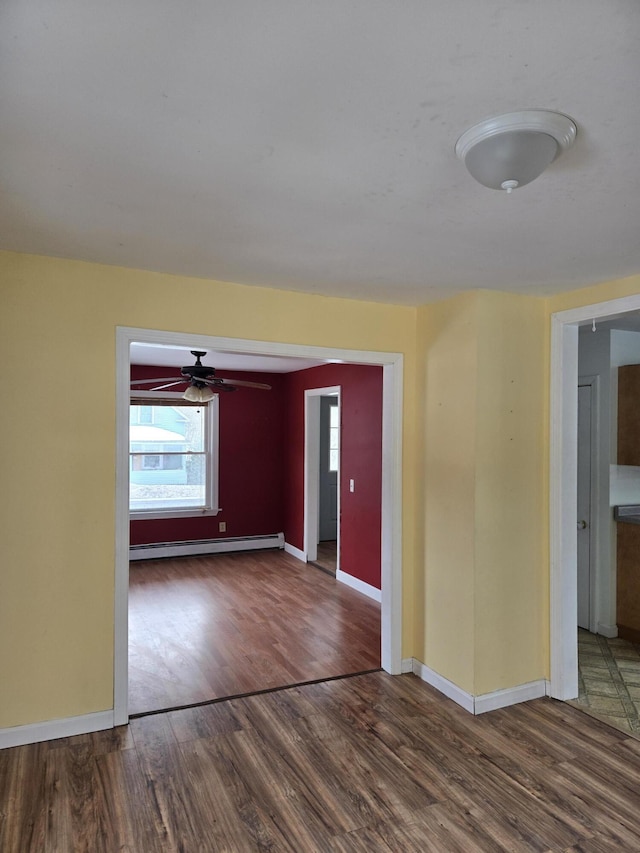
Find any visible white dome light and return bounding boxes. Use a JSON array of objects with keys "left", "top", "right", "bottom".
[{"left": 455, "top": 110, "right": 577, "bottom": 191}]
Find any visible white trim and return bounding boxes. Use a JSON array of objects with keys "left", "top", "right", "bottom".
[
  {"left": 550, "top": 292, "right": 640, "bottom": 701},
  {"left": 124, "top": 329, "right": 404, "bottom": 368},
  {"left": 473, "top": 680, "right": 548, "bottom": 715},
  {"left": 130, "top": 508, "right": 221, "bottom": 521},
  {"left": 304, "top": 394, "right": 319, "bottom": 564},
  {"left": 303, "top": 386, "right": 341, "bottom": 565},
  {"left": 401, "top": 657, "right": 414, "bottom": 674},
  {"left": 116, "top": 327, "right": 404, "bottom": 724},
  {"left": 550, "top": 317, "right": 580, "bottom": 700},
  {"left": 381, "top": 361, "right": 404, "bottom": 674},
  {"left": 552, "top": 294, "right": 640, "bottom": 327},
  {"left": 115, "top": 330, "right": 131, "bottom": 726},
  {"left": 596, "top": 622, "right": 618, "bottom": 638},
  {"left": 412, "top": 659, "right": 475, "bottom": 714},
  {"left": 0, "top": 710, "right": 114, "bottom": 750},
  {"left": 284, "top": 541, "right": 307, "bottom": 562},
  {"left": 411, "top": 660, "right": 548, "bottom": 715},
  {"left": 336, "top": 569, "right": 382, "bottom": 602},
  {"left": 130, "top": 534, "right": 284, "bottom": 561}
]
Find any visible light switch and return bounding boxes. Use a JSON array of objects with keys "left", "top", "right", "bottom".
[{"left": 349, "top": 479, "right": 355, "bottom": 493}]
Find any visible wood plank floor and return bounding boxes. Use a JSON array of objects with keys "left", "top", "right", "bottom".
[
  {"left": 313, "top": 540, "right": 338, "bottom": 574},
  {"left": 129, "top": 549, "right": 381, "bottom": 714},
  {"left": 3, "top": 672, "right": 640, "bottom": 852}
]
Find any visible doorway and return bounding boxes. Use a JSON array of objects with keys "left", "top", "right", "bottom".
[
  {"left": 314, "top": 394, "right": 340, "bottom": 575},
  {"left": 115, "top": 327, "right": 403, "bottom": 725},
  {"left": 304, "top": 387, "right": 341, "bottom": 574},
  {"left": 318, "top": 396, "right": 339, "bottom": 543},
  {"left": 577, "top": 378, "right": 597, "bottom": 632},
  {"left": 550, "top": 293, "right": 640, "bottom": 701}
]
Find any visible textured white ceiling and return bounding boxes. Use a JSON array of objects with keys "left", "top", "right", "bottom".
[{"left": 1, "top": 1, "right": 639, "bottom": 305}]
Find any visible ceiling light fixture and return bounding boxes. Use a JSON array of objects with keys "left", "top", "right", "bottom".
[
  {"left": 183, "top": 384, "right": 215, "bottom": 403},
  {"left": 455, "top": 110, "right": 577, "bottom": 192}
]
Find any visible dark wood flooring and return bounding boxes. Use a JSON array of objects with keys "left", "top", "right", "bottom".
[
  {"left": 312, "top": 539, "right": 338, "bottom": 575},
  {"left": 129, "top": 549, "right": 381, "bottom": 715},
  {"left": 3, "top": 672, "right": 640, "bottom": 851}
]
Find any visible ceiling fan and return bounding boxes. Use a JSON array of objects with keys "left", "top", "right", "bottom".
[{"left": 130, "top": 351, "right": 271, "bottom": 403}]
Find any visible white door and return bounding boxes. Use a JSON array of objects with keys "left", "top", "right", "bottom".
[
  {"left": 318, "top": 397, "right": 339, "bottom": 541},
  {"left": 577, "top": 383, "right": 592, "bottom": 630}
]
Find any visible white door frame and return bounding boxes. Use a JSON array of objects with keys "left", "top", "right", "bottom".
[
  {"left": 550, "top": 293, "right": 640, "bottom": 699},
  {"left": 115, "top": 327, "right": 404, "bottom": 724},
  {"left": 304, "top": 387, "right": 341, "bottom": 565}
]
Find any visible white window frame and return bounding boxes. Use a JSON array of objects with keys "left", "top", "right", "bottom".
[{"left": 129, "top": 390, "right": 220, "bottom": 520}]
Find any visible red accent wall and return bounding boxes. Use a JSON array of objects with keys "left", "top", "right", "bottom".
[
  {"left": 283, "top": 364, "right": 383, "bottom": 589},
  {"left": 129, "top": 362, "right": 383, "bottom": 591},
  {"left": 129, "top": 365, "right": 285, "bottom": 545}
]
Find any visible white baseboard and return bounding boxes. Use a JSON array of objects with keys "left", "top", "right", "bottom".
[
  {"left": 412, "top": 660, "right": 475, "bottom": 713},
  {"left": 411, "top": 659, "right": 548, "bottom": 716},
  {"left": 130, "top": 533, "right": 284, "bottom": 561},
  {"left": 473, "top": 679, "right": 548, "bottom": 714},
  {"left": 284, "top": 542, "right": 306, "bottom": 563},
  {"left": 597, "top": 622, "right": 618, "bottom": 638},
  {"left": 336, "top": 569, "right": 382, "bottom": 603},
  {"left": 0, "top": 709, "right": 114, "bottom": 750},
  {"left": 401, "top": 658, "right": 414, "bottom": 674}
]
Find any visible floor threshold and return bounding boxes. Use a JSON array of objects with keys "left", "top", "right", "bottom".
[{"left": 128, "top": 667, "right": 383, "bottom": 719}]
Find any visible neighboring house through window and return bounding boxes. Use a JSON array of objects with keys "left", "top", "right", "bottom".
[{"left": 129, "top": 391, "right": 219, "bottom": 518}]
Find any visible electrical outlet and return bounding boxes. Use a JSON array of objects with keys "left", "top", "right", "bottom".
[
  {"left": 219, "top": 521, "right": 226, "bottom": 532},
  {"left": 349, "top": 479, "right": 355, "bottom": 493}
]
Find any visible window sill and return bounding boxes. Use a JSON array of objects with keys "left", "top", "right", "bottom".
[{"left": 130, "top": 508, "right": 221, "bottom": 521}]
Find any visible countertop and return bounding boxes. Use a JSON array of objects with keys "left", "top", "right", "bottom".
[{"left": 614, "top": 505, "right": 640, "bottom": 525}]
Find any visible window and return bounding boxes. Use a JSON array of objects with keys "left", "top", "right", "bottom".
[
  {"left": 329, "top": 403, "right": 340, "bottom": 472},
  {"left": 142, "top": 454, "right": 162, "bottom": 470},
  {"left": 129, "top": 391, "right": 219, "bottom": 518},
  {"left": 131, "top": 405, "right": 154, "bottom": 425}
]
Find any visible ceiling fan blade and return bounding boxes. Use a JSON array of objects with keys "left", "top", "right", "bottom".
[
  {"left": 148, "top": 380, "right": 188, "bottom": 391},
  {"left": 130, "top": 377, "right": 180, "bottom": 385},
  {"left": 206, "top": 377, "right": 272, "bottom": 390}
]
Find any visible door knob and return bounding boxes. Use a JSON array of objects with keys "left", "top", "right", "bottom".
[{"left": 577, "top": 520, "right": 588, "bottom": 530}]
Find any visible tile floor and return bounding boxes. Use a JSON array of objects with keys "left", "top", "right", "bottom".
[{"left": 570, "top": 628, "right": 640, "bottom": 735}]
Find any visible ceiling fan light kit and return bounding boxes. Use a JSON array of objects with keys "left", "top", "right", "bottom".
[
  {"left": 455, "top": 110, "right": 577, "bottom": 192},
  {"left": 183, "top": 384, "right": 216, "bottom": 403}
]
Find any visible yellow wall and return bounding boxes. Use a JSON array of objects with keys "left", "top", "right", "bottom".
[
  {"left": 0, "top": 250, "right": 417, "bottom": 728},
  {"left": 414, "top": 272, "right": 640, "bottom": 698},
  {"left": 473, "top": 291, "right": 547, "bottom": 694},
  {"left": 4, "top": 245, "right": 640, "bottom": 731},
  {"left": 419, "top": 292, "right": 479, "bottom": 692},
  {"left": 417, "top": 290, "right": 547, "bottom": 695},
  {"left": 547, "top": 273, "right": 640, "bottom": 315}
]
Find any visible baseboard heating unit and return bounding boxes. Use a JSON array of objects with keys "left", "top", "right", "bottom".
[{"left": 130, "top": 533, "right": 285, "bottom": 561}]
